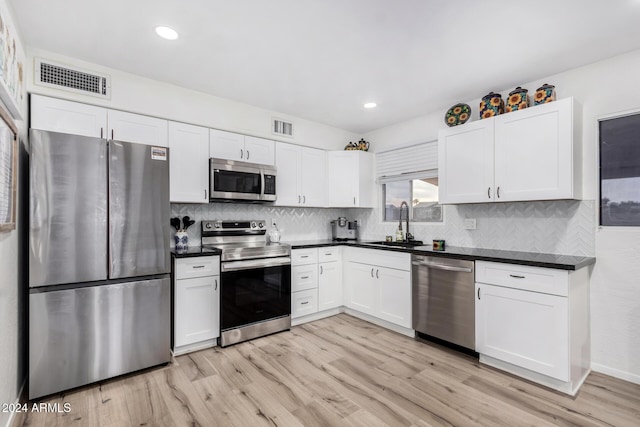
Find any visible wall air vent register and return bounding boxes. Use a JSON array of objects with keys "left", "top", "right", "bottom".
[
  {"left": 272, "top": 118, "right": 294, "bottom": 137},
  {"left": 34, "top": 58, "right": 111, "bottom": 99}
]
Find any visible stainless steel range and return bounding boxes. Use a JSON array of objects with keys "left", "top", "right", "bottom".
[{"left": 202, "top": 220, "right": 291, "bottom": 347}]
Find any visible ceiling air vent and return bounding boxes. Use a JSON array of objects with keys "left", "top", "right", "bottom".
[
  {"left": 272, "top": 118, "right": 294, "bottom": 138},
  {"left": 34, "top": 58, "right": 111, "bottom": 99}
]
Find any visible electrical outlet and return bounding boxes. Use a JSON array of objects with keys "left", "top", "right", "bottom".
[
  {"left": 271, "top": 218, "right": 277, "bottom": 227},
  {"left": 464, "top": 218, "right": 477, "bottom": 230}
]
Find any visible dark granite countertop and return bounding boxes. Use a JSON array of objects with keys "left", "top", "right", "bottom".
[
  {"left": 286, "top": 240, "right": 595, "bottom": 271},
  {"left": 171, "top": 246, "right": 222, "bottom": 258}
]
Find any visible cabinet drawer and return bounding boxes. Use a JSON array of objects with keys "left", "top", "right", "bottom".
[
  {"left": 475, "top": 261, "right": 568, "bottom": 296},
  {"left": 291, "top": 289, "right": 318, "bottom": 319},
  {"left": 292, "top": 264, "right": 318, "bottom": 292},
  {"left": 292, "top": 248, "right": 318, "bottom": 266},
  {"left": 318, "top": 246, "right": 341, "bottom": 263},
  {"left": 345, "top": 247, "right": 410, "bottom": 271},
  {"left": 175, "top": 256, "right": 220, "bottom": 279}
]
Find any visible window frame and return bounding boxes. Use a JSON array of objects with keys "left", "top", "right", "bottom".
[{"left": 598, "top": 108, "right": 640, "bottom": 229}]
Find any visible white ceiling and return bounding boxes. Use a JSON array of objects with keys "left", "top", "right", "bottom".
[{"left": 9, "top": 0, "right": 640, "bottom": 134}]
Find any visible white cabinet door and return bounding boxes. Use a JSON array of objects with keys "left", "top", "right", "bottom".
[
  {"left": 107, "top": 110, "right": 168, "bottom": 147},
  {"left": 318, "top": 261, "right": 342, "bottom": 311},
  {"left": 345, "top": 262, "right": 376, "bottom": 316},
  {"left": 328, "top": 151, "right": 357, "bottom": 207},
  {"left": 169, "top": 121, "right": 209, "bottom": 203},
  {"left": 175, "top": 275, "right": 220, "bottom": 348},
  {"left": 438, "top": 119, "right": 495, "bottom": 204},
  {"left": 377, "top": 267, "right": 411, "bottom": 328},
  {"left": 494, "top": 98, "right": 574, "bottom": 202},
  {"left": 244, "top": 136, "right": 275, "bottom": 165},
  {"left": 300, "top": 147, "right": 327, "bottom": 207},
  {"left": 209, "top": 129, "right": 245, "bottom": 161},
  {"left": 274, "top": 142, "right": 301, "bottom": 206},
  {"left": 475, "top": 282, "right": 569, "bottom": 381},
  {"left": 30, "top": 94, "right": 107, "bottom": 138}
]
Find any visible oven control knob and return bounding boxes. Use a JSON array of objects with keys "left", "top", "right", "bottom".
[
  {"left": 251, "top": 221, "right": 257, "bottom": 228},
  {"left": 258, "top": 222, "right": 264, "bottom": 228},
  {"left": 205, "top": 223, "right": 212, "bottom": 229},
  {"left": 214, "top": 223, "right": 221, "bottom": 228}
]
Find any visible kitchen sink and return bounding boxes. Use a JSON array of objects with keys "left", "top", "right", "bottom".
[{"left": 368, "top": 240, "right": 424, "bottom": 248}]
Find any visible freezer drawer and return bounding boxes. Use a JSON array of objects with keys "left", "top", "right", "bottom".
[{"left": 29, "top": 278, "right": 170, "bottom": 399}]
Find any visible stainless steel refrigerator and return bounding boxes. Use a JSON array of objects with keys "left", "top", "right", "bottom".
[{"left": 29, "top": 129, "right": 171, "bottom": 399}]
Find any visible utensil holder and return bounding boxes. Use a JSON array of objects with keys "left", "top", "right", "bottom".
[{"left": 175, "top": 230, "right": 188, "bottom": 250}]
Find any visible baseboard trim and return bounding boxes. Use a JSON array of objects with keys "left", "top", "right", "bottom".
[{"left": 591, "top": 363, "right": 640, "bottom": 385}]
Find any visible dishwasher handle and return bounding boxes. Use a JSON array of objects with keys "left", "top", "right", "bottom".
[{"left": 411, "top": 261, "right": 473, "bottom": 273}]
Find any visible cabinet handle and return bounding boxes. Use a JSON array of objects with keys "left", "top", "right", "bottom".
[
  {"left": 376, "top": 269, "right": 379, "bottom": 279},
  {"left": 497, "top": 186, "right": 501, "bottom": 198},
  {"left": 303, "top": 195, "right": 306, "bottom": 204},
  {"left": 301, "top": 276, "right": 309, "bottom": 279},
  {"left": 100, "top": 128, "right": 104, "bottom": 139},
  {"left": 298, "top": 195, "right": 301, "bottom": 204},
  {"left": 371, "top": 268, "right": 374, "bottom": 277},
  {"left": 192, "top": 265, "right": 205, "bottom": 269},
  {"left": 487, "top": 187, "right": 491, "bottom": 199},
  {"left": 477, "top": 287, "right": 481, "bottom": 300},
  {"left": 325, "top": 252, "right": 332, "bottom": 256},
  {"left": 240, "top": 149, "right": 244, "bottom": 159},
  {"left": 214, "top": 279, "right": 218, "bottom": 291},
  {"left": 509, "top": 274, "right": 526, "bottom": 279},
  {"left": 354, "top": 197, "right": 356, "bottom": 205},
  {"left": 204, "top": 189, "right": 207, "bottom": 200},
  {"left": 301, "top": 301, "right": 309, "bottom": 305},
  {"left": 111, "top": 129, "right": 114, "bottom": 140},
  {"left": 300, "top": 255, "right": 309, "bottom": 258},
  {"left": 320, "top": 265, "right": 323, "bottom": 275},
  {"left": 247, "top": 150, "right": 250, "bottom": 160}
]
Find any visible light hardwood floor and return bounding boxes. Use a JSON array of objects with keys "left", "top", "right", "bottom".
[{"left": 16, "top": 314, "right": 640, "bottom": 426}]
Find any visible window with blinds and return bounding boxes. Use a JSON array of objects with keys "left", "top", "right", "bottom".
[{"left": 376, "top": 141, "right": 442, "bottom": 222}]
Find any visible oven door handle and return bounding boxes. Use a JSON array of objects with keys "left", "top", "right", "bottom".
[{"left": 222, "top": 256, "right": 292, "bottom": 272}]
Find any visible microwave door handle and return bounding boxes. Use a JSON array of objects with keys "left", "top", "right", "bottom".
[{"left": 260, "top": 170, "right": 266, "bottom": 200}]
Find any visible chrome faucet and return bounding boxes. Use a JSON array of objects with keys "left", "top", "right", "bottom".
[{"left": 399, "top": 201, "right": 411, "bottom": 242}]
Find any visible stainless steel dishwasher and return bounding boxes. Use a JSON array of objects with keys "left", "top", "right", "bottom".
[{"left": 412, "top": 255, "right": 475, "bottom": 350}]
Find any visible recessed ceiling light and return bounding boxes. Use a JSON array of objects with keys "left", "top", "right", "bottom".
[
  {"left": 155, "top": 26, "right": 179, "bottom": 40},
  {"left": 364, "top": 102, "right": 377, "bottom": 109}
]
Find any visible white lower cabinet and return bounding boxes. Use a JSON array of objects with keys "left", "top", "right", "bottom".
[
  {"left": 318, "top": 257, "right": 342, "bottom": 311},
  {"left": 344, "top": 248, "right": 412, "bottom": 329},
  {"left": 291, "top": 247, "right": 342, "bottom": 323},
  {"left": 475, "top": 261, "right": 590, "bottom": 395},
  {"left": 174, "top": 256, "right": 220, "bottom": 355}
]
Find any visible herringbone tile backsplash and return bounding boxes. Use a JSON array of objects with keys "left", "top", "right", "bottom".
[
  {"left": 171, "top": 200, "right": 595, "bottom": 256},
  {"left": 352, "top": 200, "right": 596, "bottom": 256}
]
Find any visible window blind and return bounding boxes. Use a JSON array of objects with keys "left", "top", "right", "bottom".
[{"left": 376, "top": 141, "right": 438, "bottom": 183}]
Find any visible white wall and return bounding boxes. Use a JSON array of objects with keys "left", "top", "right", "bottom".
[
  {"left": 25, "top": 48, "right": 358, "bottom": 151},
  {"left": 363, "top": 49, "right": 640, "bottom": 383},
  {"left": 0, "top": 1, "right": 26, "bottom": 425}
]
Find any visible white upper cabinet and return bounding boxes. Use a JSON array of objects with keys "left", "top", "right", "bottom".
[
  {"left": 438, "top": 119, "right": 494, "bottom": 204},
  {"left": 244, "top": 135, "right": 275, "bottom": 165},
  {"left": 30, "top": 94, "right": 107, "bottom": 138},
  {"left": 210, "top": 129, "right": 275, "bottom": 165},
  {"left": 275, "top": 142, "right": 327, "bottom": 207},
  {"left": 169, "top": 121, "right": 210, "bottom": 203},
  {"left": 438, "top": 97, "right": 579, "bottom": 204},
  {"left": 327, "top": 151, "right": 375, "bottom": 208},
  {"left": 494, "top": 98, "right": 578, "bottom": 201},
  {"left": 107, "top": 110, "right": 168, "bottom": 147},
  {"left": 30, "top": 95, "right": 168, "bottom": 147}
]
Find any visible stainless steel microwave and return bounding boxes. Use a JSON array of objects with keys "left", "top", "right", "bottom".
[{"left": 209, "top": 158, "right": 277, "bottom": 202}]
